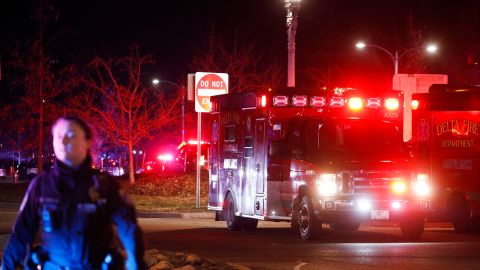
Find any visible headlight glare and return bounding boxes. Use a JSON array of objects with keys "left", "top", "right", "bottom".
[
  {"left": 414, "top": 174, "right": 430, "bottom": 196},
  {"left": 316, "top": 173, "right": 337, "bottom": 196}
]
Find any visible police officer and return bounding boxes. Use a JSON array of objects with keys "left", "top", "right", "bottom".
[{"left": 1, "top": 116, "right": 146, "bottom": 270}]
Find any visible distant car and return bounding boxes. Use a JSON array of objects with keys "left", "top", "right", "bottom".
[
  {"left": 175, "top": 140, "right": 209, "bottom": 171},
  {"left": 104, "top": 166, "right": 125, "bottom": 177}
]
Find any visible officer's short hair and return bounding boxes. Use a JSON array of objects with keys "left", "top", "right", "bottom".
[{"left": 52, "top": 116, "right": 93, "bottom": 140}]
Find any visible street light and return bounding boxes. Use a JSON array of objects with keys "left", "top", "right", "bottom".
[
  {"left": 151, "top": 78, "right": 185, "bottom": 144},
  {"left": 355, "top": 41, "right": 438, "bottom": 74},
  {"left": 285, "top": 0, "right": 301, "bottom": 87}
]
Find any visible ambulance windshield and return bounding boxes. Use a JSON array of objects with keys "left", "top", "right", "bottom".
[{"left": 289, "top": 118, "right": 409, "bottom": 162}]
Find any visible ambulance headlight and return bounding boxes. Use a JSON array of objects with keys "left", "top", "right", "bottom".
[
  {"left": 413, "top": 174, "right": 430, "bottom": 196},
  {"left": 316, "top": 173, "right": 337, "bottom": 196}
]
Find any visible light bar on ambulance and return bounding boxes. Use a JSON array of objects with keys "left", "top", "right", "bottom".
[
  {"left": 310, "top": 96, "right": 327, "bottom": 107},
  {"left": 385, "top": 98, "right": 400, "bottom": 110},
  {"left": 367, "top": 97, "right": 381, "bottom": 109},
  {"left": 330, "top": 96, "right": 344, "bottom": 108},
  {"left": 273, "top": 96, "right": 289, "bottom": 107},
  {"left": 347, "top": 97, "right": 364, "bottom": 111},
  {"left": 292, "top": 95, "right": 308, "bottom": 107}
]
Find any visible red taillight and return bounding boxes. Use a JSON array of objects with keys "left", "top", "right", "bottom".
[
  {"left": 411, "top": 99, "right": 419, "bottom": 110},
  {"left": 347, "top": 97, "right": 363, "bottom": 111},
  {"left": 273, "top": 96, "right": 288, "bottom": 107},
  {"left": 385, "top": 98, "right": 400, "bottom": 110}
]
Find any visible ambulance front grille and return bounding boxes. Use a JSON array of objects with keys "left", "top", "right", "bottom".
[{"left": 350, "top": 171, "right": 400, "bottom": 193}]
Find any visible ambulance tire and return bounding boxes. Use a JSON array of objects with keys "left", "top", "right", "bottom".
[
  {"left": 400, "top": 216, "right": 425, "bottom": 241},
  {"left": 453, "top": 219, "right": 476, "bottom": 233},
  {"left": 224, "top": 193, "right": 242, "bottom": 231},
  {"left": 448, "top": 195, "right": 474, "bottom": 233},
  {"left": 330, "top": 222, "right": 360, "bottom": 231},
  {"left": 297, "top": 196, "right": 320, "bottom": 240},
  {"left": 241, "top": 217, "right": 258, "bottom": 231},
  {"left": 291, "top": 200, "right": 300, "bottom": 232}
]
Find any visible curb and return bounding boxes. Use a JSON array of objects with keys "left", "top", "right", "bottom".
[
  {"left": 137, "top": 211, "right": 214, "bottom": 219},
  {"left": 0, "top": 203, "right": 215, "bottom": 219},
  {"left": 0, "top": 202, "right": 20, "bottom": 209}
]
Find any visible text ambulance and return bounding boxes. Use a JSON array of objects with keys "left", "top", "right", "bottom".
[
  {"left": 208, "top": 88, "right": 431, "bottom": 240},
  {"left": 411, "top": 84, "right": 480, "bottom": 232}
]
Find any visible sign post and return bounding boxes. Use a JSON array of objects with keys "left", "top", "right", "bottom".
[{"left": 194, "top": 72, "right": 228, "bottom": 208}]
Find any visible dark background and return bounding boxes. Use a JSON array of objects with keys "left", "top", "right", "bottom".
[{"left": 1, "top": 0, "right": 479, "bottom": 91}]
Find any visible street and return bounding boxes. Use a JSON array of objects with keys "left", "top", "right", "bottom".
[
  {"left": 141, "top": 218, "right": 480, "bottom": 270},
  {"left": 2, "top": 212, "right": 480, "bottom": 270}
]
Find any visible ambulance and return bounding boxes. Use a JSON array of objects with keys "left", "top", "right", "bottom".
[
  {"left": 411, "top": 84, "right": 480, "bottom": 232},
  {"left": 208, "top": 88, "right": 431, "bottom": 240}
]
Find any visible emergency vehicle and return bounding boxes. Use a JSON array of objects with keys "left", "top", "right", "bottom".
[
  {"left": 208, "top": 88, "right": 431, "bottom": 240},
  {"left": 411, "top": 84, "right": 480, "bottom": 232}
]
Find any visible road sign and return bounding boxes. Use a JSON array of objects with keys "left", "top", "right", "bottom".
[{"left": 195, "top": 72, "right": 228, "bottom": 112}]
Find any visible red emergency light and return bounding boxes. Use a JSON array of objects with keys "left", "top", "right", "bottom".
[
  {"left": 269, "top": 92, "right": 401, "bottom": 114},
  {"left": 157, "top": 154, "right": 173, "bottom": 161},
  {"left": 261, "top": 95, "right": 267, "bottom": 107},
  {"left": 347, "top": 97, "right": 364, "bottom": 111},
  {"left": 385, "top": 98, "right": 400, "bottom": 110},
  {"left": 187, "top": 140, "right": 206, "bottom": 145}
]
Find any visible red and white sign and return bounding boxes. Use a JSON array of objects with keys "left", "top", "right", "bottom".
[{"left": 195, "top": 72, "right": 229, "bottom": 112}]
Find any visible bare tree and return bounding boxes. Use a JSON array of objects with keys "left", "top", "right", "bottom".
[
  {"left": 0, "top": 104, "right": 36, "bottom": 168},
  {"left": 9, "top": 0, "right": 69, "bottom": 173},
  {"left": 191, "top": 25, "right": 284, "bottom": 93},
  {"left": 404, "top": 14, "right": 427, "bottom": 74},
  {"left": 80, "top": 47, "right": 180, "bottom": 183}
]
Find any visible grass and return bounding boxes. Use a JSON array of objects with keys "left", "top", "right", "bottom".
[
  {"left": 130, "top": 195, "right": 208, "bottom": 212},
  {"left": 0, "top": 171, "right": 210, "bottom": 212}
]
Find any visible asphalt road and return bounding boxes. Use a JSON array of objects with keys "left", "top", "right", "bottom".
[
  {"left": 140, "top": 218, "right": 480, "bottom": 270},
  {"left": 2, "top": 212, "right": 480, "bottom": 270}
]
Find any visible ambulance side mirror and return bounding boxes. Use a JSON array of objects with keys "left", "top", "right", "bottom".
[{"left": 269, "top": 142, "right": 286, "bottom": 157}]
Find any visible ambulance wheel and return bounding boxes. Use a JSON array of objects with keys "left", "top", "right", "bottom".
[
  {"left": 291, "top": 201, "right": 300, "bottom": 232},
  {"left": 400, "top": 216, "right": 425, "bottom": 241},
  {"left": 330, "top": 222, "right": 360, "bottom": 231},
  {"left": 296, "top": 196, "right": 320, "bottom": 240},
  {"left": 448, "top": 195, "right": 473, "bottom": 233},
  {"left": 241, "top": 217, "right": 258, "bottom": 231},
  {"left": 224, "top": 193, "right": 242, "bottom": 231}
]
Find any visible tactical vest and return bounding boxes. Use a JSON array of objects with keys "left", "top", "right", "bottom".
[{"left": 34, "top": 168, "right": 116, "bottom": 269}]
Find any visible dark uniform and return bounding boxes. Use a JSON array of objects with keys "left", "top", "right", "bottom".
[{"left": 1, "top": 157, "right": 146, "bottom": 270}]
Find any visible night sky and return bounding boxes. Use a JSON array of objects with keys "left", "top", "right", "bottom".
[{"left": 1, "top": 0, "right": 479, "bottom": 90}]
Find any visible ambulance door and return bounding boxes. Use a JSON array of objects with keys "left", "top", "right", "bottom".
[
  {"left": 208, "top": 116, "right": 221, "bottom": 208},
  {"left": 254, "top": 118, "right": 266, "bottom": 215},
  {"left": 242, "top": 111, "right": 255, "bottom": 215}
]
